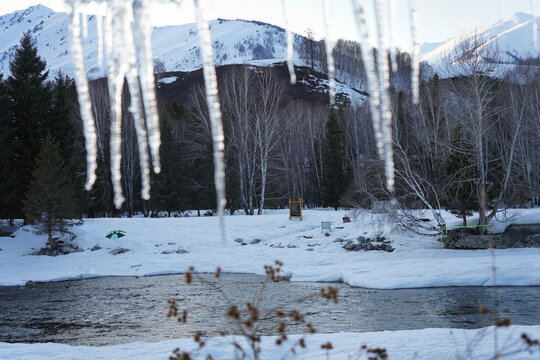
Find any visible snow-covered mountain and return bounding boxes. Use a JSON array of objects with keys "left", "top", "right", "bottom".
[
  {"left": 0, "top": 4, "right": 305, "bottom": 79},
  {"left": 421, "top": 12, "right": 540, "bottom": 65}
]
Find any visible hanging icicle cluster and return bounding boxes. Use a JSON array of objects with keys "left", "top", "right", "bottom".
[
  {"left": 65, "top": 0, "right": 422, "bottom": 240},
  {"left": 65, "top": 0, "right": 161, "bottom": 209}
]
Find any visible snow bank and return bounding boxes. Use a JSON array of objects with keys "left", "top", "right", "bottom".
[
  {"left": 1, "top": 326, "right": 538, "bottom": 360},
  {"left": 1, "top": 209, "right": 539, "bottom": 288}
]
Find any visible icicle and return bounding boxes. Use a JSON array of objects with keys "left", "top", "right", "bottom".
[
  {"left": 97, "top": 13, "right": 103, "bottom": 68},
  {"left": 105, "top": 1, "right": 126, "bottom": 209},
  {"left": 64, "top": 0, "right": 164, "bottom": 209},
  {"left": 373, "top": 0, "right": 395, "bottom": 192},
  {"left": 532, "top": 0, "right": 538, "bottom": 54},
  {"left": 388, "top": 0, "right": 397, "bottom": 73},
  {"left": 66, "top": 0, "right": 98, "bottom": 191},
  {"left": 322, "top": 0, "right": 336, "bottom": 105},
  {"left": 132, "top": 0, "right": 161, "bottom": 173},
  {"left": 81, "top": 12, "right": 88, "bottom": 39},
  {"left": 350, "top": 0, "right": 384, "bottom": 162},
  {"left": 194, "top": 0, "right": 227, "bottom": 242},
  {"left": 408, "top": 0, "right": 420, "bottom": 104},
  {"left": 280, "top": 0, "right": 296, "bottom": 84},
  {"left": 123, "top": 2, "right": 152, "bottom": 201}
]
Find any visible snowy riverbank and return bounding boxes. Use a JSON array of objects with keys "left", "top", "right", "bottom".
[
  {"left": 1, "top": 325, "right": 539, "bottom": 359},
  {"left": 1, "top": 208, "right": 540, "bottom": 288}
]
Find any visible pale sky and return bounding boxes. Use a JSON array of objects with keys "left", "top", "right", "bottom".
[{"left": 1, "top": 0, "right": 538, "bottom": 49}]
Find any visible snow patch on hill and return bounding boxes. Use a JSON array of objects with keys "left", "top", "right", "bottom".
[
  {"left": 421, "top": 12, "right": 540, "bottom": 65},
  {"left": 0, "top": 6, "right": 307, "bottom": 80}
]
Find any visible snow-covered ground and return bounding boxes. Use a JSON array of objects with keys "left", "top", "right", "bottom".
[
  {"left": 1, "top": 209, "right": 539, "bottom": 359},
  {"left": 1, "top": 208, "right": 539, "bottom": 288},
  {"left": 1, "top": 326, "right": 539, "bottom": 359}
]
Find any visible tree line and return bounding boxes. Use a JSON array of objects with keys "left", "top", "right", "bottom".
[{"left": 1, "top": 34, "right": 539, "bottom": 232}]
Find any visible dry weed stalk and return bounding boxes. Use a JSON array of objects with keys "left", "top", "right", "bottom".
[{"left": 167, "top": 260, "right": 338, "bottom": 360}]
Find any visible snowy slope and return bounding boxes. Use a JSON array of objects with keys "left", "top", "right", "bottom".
[
  {"left": 421, "top": 12, "right": 540, "bottom": 65},
  {"left": 0, "top": 5, "right": 305, "bottom": 79}
]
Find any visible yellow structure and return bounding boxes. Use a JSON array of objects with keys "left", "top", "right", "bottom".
[{"left": 288, "top": 198, "right": 302, "bottom": 220}]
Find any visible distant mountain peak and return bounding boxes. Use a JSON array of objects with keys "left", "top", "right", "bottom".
[
  {"left": 507, "top": 11, "right": 534, "bottom": 24},
  {"left": 0, "top": 5, "right": 306, "bottom": 81},
  {"left": 421, "top": 12, "right": 539, "bottom": 66},
  {"left": 14, "top": 4, "right": 54, "bottom": 17}
]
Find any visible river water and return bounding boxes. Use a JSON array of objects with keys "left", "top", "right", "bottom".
[{"left": 0, "top": 274, "right": 538, "bottom": 346}]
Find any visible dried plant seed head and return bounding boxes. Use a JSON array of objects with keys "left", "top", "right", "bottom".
[
  {"left": 189, "top": 266, "right": 194, "bottom": 271},
  {"left": 321, "top": 341, "right": 333, "bottom": 350},
  {"left": 215, "top": 267, "right": 221, "bottom": 278},
  {"left": 496, "top": 318, "right": 511, "bottom": 327},
  {"left": 319, "top": 286, "right": 339, "bottom": 303},
  {"left": 184, "top": 272, "right": 192, "bottom": 284},
  {"left": 289, "top": 309, "right": 305, "bottom": 323},
  {"left": 299, "top": 338, "right": 306, "bottom": 348},
  {"left": 521, "top": 333, "right": 539, "bottom": 346},
  {"left": 246, "top": 302, "right": 259, "bottom": 321},
  {"left": 226, "top": 304, "right": 240, "bottom": 320},
  {"left": 479, "top": 304, "right": 488, "bottom": 314},
  {"left": 166, "top": 300, "right": 178, "bottom": 318},
  {"left": 181, "top": 310, "right": 187, "bottom": 323}
]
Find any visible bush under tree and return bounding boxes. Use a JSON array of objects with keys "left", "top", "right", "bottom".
[{"left": 23, "top": 135, "right": 77, "bottom": 249}]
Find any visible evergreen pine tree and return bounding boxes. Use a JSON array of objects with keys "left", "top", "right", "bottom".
[
  {"left": 321, "top": 109, "right": 346, "bottom": 210},
  {"left": 442, "top": 122, "right": 477, "bottom": 226},
  {"left": 0, "top": 75, "right": 18, "bottom": 220},
  {"left": 8, "top": 33, "right": 52, "bottom": 219},
  {"left": 149, "top": 115, "right": 186, "bottom": 216},
  {"left": 48, "top": 72, "right": 89, "bottom": 214},
  {"left": 23, "top": 135, "right": 77, "bottom": 249},
  {"left": 46, "top": 73, "right": 77, "bottom": 163}
]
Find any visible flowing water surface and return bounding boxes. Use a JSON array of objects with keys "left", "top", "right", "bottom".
[{"left": 0, "top": 274, "right": 538, "bottom": 346}]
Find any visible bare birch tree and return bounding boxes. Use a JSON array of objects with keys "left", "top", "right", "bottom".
[{"left": 252, "top": 69, "right": 285, "bottom": 214}]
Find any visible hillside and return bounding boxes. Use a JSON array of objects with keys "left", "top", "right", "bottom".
[
  {"left": 155, "top": 63, "right": 366, "bottom": 107},
  {"left": 421, "top": 12, "right": 540, "bottom": 65},
  {"left": 0, "top": 5, "right": 306, "bottom": 79}
]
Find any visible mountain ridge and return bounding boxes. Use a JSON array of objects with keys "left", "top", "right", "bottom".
[
  {"left": 0, "top": 4, "right": 307, "bottom": 79},
  {"left": 421, "top": 12, "right": 540, "bottom": 65}
]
